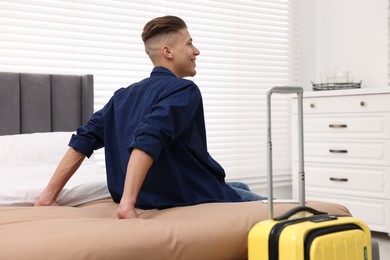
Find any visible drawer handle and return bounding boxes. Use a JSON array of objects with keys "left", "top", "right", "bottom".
[
  {"left": 330, "top": 177, "right": 349, "bottom": 182},
  {"left": 329, "top": 124, "right": 348, "bottom": 128},
  {"left": 329, "top": 149, "right": 348, "bottom": 154}
]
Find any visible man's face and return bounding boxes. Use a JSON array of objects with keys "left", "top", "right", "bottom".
[{"left": 169, "top": 29, "right": 200, "bottom": 78}]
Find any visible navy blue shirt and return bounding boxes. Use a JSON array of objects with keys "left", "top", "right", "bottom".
[{"left": 69, "top": 67, "right": 243, "bottom": 209}]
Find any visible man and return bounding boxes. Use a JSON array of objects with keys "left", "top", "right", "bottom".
[{"left": 35, "top": 16, "right": 264, "bottom": 219}]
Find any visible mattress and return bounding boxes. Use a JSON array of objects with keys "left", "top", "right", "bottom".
[{"left": 0, "top": 199, "right": 350, "bottom": 260}]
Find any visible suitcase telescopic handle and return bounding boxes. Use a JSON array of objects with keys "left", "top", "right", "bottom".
[
  {"left": 267, "top": 86, "right": 304, "bottom": 219},
  {"left": 273, "top": 206, "right": 327, "bottom": 221},
  {"left": 268, "top": 86, "right": 304, "bottom": 95}
]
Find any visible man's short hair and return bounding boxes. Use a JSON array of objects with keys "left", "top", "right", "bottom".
[{"left": 142, "top": 15, "right": 187, "bottom": 43}]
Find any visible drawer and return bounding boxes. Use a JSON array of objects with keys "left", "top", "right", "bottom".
[
  {"left": 292, "top": 93, "right": 390, "bottom": 114},
  {"left": 298, "top": 113, "right": 390, "bottom": 139},
  {"left": 292, "top": 139, "right": 390, "bottom": 165},
  {"left": 292, "top": 163, "right": 390, "bottom": 198}
]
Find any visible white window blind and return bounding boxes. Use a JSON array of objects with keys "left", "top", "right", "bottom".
[{"left": 0, "top": 0, "right": 298, "bottom": 194}]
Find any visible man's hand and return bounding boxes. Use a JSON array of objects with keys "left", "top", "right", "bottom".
[
  {"left": 117, "top": 148, "right": 153, "bottom": 220},
  {"left": 117, "top": 204, "right": 139, "bottom": 219},
  {"left": 34, "top": 147, "right": 85, "bottom": 207},
  {"left": 34, "top": 195, "right": 59, "bottom": 207}
]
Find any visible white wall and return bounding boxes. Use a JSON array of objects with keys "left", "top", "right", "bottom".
[{"left": 299, "top": 0, "right": 389, "bottom": 90}]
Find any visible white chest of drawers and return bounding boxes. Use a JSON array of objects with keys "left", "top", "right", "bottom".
[{"left": 291, "top": 88, "right": 390, "bottom": 235}]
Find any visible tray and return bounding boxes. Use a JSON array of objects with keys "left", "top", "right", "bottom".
[{"left": 311, "top": 81, "right": 362, "bottom": 91}]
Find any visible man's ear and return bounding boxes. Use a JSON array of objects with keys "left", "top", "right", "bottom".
[{"left": 162, "top": 46, "right": 174, "bottom": 59}]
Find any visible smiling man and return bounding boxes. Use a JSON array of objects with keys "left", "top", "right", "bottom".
[{"left": 35, "top": 16, "right": 265, "bottom": 219}]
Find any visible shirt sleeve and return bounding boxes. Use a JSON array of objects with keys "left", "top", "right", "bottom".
[
  {"left": 68, "top": 101, "right": 109, "bottom": 158},
  {"left": 128, "top": 82, "right": 202, "bottom": 161}
]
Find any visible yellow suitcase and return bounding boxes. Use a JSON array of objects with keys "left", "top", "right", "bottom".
[
  {"left": 248, "top": 206, "right": 372, "bottom": 260},
  {"left": 248, "top": 87, "right": 372, "bottom": 260}
]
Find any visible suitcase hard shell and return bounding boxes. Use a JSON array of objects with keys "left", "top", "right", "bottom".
[
  {"left": 248, "top": 87, "right": 372, "bottom": 260},
  {"left": 248, "top": 207, "right": 372, "bottom": 260}
]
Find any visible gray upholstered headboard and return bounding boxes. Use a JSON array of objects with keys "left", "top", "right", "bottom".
[{"left": 0, "top": 72, "right": 93, "bottom": 135}]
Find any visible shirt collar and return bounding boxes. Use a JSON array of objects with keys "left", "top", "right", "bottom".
[{"left": 151, "top": 66, "right": 177, "bottom": 78}]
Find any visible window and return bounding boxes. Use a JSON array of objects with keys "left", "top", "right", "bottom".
[{"left": 0, "top": 0, "right": 299, "bottom": 193}]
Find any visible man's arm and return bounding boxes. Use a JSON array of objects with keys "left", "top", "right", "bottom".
[
  {"left": 34, "top": 147, "right": 85, "bottom": 206},
  {"left": 116, "top": 148, "right": 153, "bottom": 219}
]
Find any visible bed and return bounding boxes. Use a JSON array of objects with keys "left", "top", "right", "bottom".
[{"left": 0, "top": 72, "right": 351, "bottom": 260}]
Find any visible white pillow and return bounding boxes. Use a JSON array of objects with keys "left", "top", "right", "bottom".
[
  {"left": 0, "top": 131, "right": 78, "bottom": 164},
  {"left": 0, "top": 132, "right": 111, "bottom": 206}
]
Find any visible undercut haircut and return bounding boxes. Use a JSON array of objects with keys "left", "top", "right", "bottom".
[{"left": 142, "top": 15, "right": 187, "bottom": 44}]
